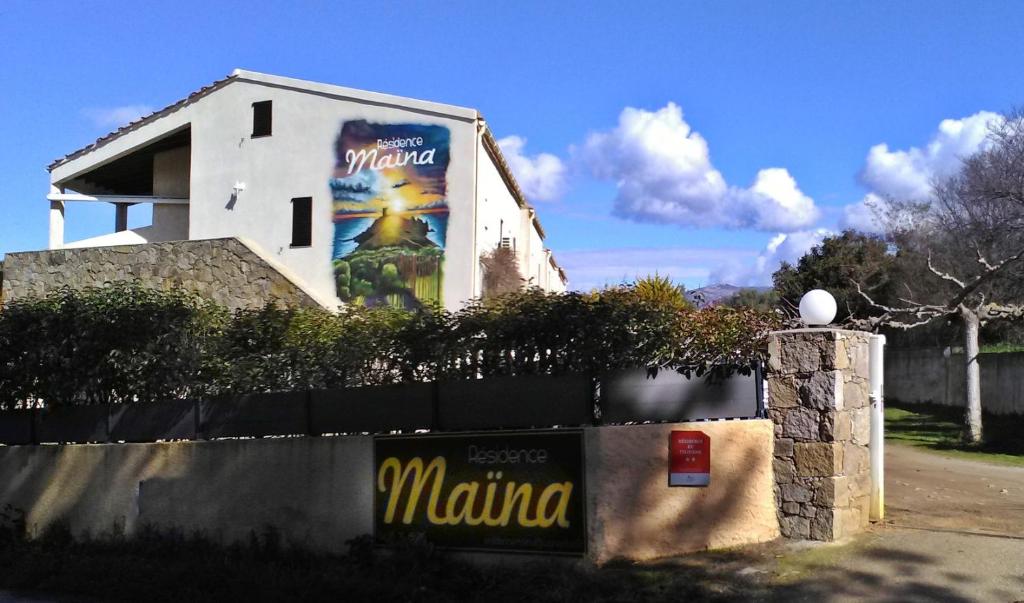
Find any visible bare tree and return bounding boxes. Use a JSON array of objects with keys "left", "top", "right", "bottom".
[{"left": 855, "top": 113, "right": 1024, "bottom": 443}]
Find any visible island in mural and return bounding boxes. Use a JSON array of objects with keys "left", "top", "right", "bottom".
[{"left": 330, "top": 121, "right": 450, "bottom": 308}]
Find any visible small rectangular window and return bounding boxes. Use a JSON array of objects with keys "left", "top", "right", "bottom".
[
  {"left": 291, "top": 197, "right": 312, "bottom": 247},
  {"left": 252, "top": 100, "right": 272, "bottom": 137}
]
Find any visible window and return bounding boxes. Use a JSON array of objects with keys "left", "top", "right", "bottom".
[
  {"left": 291, "top": 197, "right": 312, "bottom": 247},
  {"left": 252, "top": 100, "right": 272, "bottom": 137}
]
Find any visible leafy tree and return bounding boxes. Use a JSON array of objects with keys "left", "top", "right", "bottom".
[
  {"left": 632, "top": 274, "right": 693, "bottom": 311},
  {"left": 773, "top": 230, "right": 896, "bottom": 322},
  {"left": 721, "top": 288, "right": 781, "bottom": 313}
]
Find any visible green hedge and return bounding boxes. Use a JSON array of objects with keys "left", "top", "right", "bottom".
[{"left": 0, "top": 283, "right": 779, "bottom": 409}]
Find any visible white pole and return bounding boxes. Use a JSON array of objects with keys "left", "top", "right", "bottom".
[
  {"left": 869, "top": 334, "right": 886, "bottom": 521},
  {"left": 48, "top": 185, "right": 64, "bottom": 250}
]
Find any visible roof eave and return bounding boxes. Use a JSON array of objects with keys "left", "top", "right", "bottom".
[
  {"left": 47, "top": 74, "right": 236, "bottom": 172},
  {"left": 49, "top": 69, "right": 482, "bottom": 173},
  {"left": 479, "top": 126, "right": 548, "bottom": 240}
]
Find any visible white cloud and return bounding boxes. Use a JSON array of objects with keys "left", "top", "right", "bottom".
[
  {"left": 497, "top": 135, "right": 568, "bottom": 202},
  {"left": 82, "top": 105, "right": 155, "bottom": 129},
  {"left": 859, "top": 111, "right": 1001, "bottom": 200},
  {"left": 709, "top": 228, "right": 832, "bottom": 286},
  {"left": 556, "top": 246, "right": 758, "bottom": 291},
  {"left": 837, "top": 111, "right": 1002, "bottom": 235},
  {"left": 839, "top": 193, "right": 888, "bottom": 234},
  {"left": 578, "top": 103, "right": 819, "bottom": 232}
]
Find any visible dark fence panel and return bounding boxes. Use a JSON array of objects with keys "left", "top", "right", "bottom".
[
  {"left": 310, "top": 383, "right": 434, "bottom": 434},
  {"left": 1, "top": 370, "right": 764, "bottom": 445},
  {"left": 35, "top": 405, "right": 110, "bottom": 444},
  {"left": 601, "top": 368, "right": 760, "bottom": 424},
  {"left": 199, "top": 392, "right": 309, "bottom": 439},
  {"left": 0, "top": 410, "right": 35, "bottom": 445},
  {"left": 437, "top": 374, "right": 592, "bottom": 431},
  {"left": 110, "top": 399, "right": 198, "bottom": 442}
]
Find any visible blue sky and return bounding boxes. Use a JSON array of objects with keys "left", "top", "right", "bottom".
[{"left": 3, "top": 0, "right": 1023, "bottom": 290}]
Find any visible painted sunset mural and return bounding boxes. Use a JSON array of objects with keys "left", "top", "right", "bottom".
[{"left": 330, "top": 121, "right": 450, "bottom": 308}]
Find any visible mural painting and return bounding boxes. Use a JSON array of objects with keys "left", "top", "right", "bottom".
[{"left": 330, "top": 120, "right": 450, "bottom": 308}]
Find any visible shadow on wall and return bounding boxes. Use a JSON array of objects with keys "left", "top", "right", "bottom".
[
  {"left": 587, "top": 421, "right": 779, "bottom": 564},
  {"left": 0, "top": 438, "right": 375, "bottom": 553},
  {"left": 4, "top": 422, "right": 777, "bottom": 562}
]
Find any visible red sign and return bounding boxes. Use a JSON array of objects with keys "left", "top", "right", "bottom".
[{"left": 669, "top": 430, "right": 710, "bottom": 487}]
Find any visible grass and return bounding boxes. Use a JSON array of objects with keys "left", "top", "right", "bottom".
[
  {"left": 885, "top": 403, "right": 1024, "bottom": 467},
  {"left": 980, "top": 342, "right": 1024, "bottom": 353}
]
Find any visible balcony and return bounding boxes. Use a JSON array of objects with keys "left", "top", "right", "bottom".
[{"left": 49, "top": 127, "right": 191, "bottom": 249}]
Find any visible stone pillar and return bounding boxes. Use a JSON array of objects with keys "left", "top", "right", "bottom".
[{"left": 767, "top": 328, "right": 872, "bottom": 541}]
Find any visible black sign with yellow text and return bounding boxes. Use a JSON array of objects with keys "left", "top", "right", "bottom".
[{"left": 374, "top": 430, "right": 586, "bottom": 554}]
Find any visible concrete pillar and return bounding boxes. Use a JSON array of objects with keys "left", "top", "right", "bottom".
[
  {"left": 767, "top": 328, "right": 872, "bottom": 541},
  {"left": 115, "top": 203, "right": 129, "bottom": 232},
  {"left": 48, "top": 185, "right": 64, "bottom": 250}
]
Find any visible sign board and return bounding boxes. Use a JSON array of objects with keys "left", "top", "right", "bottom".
[
  {"left": 374, "top": 430, "right": 586, "bottom": 554},
  {"left": 669, "top": 430, "right": 710, "bottom": 486}
]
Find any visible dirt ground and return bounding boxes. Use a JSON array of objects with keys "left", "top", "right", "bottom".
[
  {"left": 886, "top": 443, "right": 1024, "bottom": 537},
  {"left": 759, "top": 443, "right": 1024, "bottom": 602}
]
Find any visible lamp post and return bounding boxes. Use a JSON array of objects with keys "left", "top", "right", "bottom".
[{"left": 798, "top": 289, "right": 837, "bottom": 326}]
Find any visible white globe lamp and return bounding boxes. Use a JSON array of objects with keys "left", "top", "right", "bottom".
[{"left": 799, "top": 289, "right": 837, "bottom": 326}]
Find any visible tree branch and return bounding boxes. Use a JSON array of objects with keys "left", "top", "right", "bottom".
[
  {"left": 947, "top": 245, "right": 1024, "bottom": 309},
  {"left": 850, "top": 279, "right": 948, "bottom": 331},
  {"left": 975, "top": 245, "right": 996, "bottom": 271},
  {"left": 982, "top": 303, "right": 1024, "bottom": 320},
  {"left": 927, "top": 252, "right": 966, "bottom": 288}
]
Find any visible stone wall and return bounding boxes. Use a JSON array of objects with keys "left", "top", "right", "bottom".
[
  {"left": 767, "top": 328, "right": 872, "bottom": 541},
  {"left": 1, "top": 238, "right": 322, "bottom": 311},
  {"left": 886, "top": 347, "right": 1024, "bottom": 416}
]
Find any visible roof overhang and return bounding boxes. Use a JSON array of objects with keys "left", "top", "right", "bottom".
[{"left": 49, "top": 69, "right": 480, "bottom": 177}]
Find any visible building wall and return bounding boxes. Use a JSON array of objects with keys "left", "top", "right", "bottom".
[
  {"left": 47, "top": 74, "right": 566, "bottom": 309},
  {"left": 474, "top": 137, "right": 531, "bottom": 295},
  {"left": 0, "top": 238, "right": 322, "bottom": 310},
  {"left": 184, "top": 79, "right": 479, "bottom": 312},
  {"left": 526, "top": 215, "right": 545, "bottom": 288},
  {"left": 153, "top": 146, "right": 190, "bottom": 198}
]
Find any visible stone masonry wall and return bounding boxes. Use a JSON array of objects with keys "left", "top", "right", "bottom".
[
  {"left": 767, "top": 328, "right": 872, "bottom": 541},
  {"left": 1, "top": 238, "right": 322, "bottom": 311}
]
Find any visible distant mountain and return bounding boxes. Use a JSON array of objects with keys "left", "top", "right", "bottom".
[{"left": 686, "top": 284, "right": 771, "bottom": 307}]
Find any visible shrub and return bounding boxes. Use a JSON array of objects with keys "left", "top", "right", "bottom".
[
  {"left": 0, "top": 284, "right": 225, "bottom": 409},
  {"left": 0, "top": 283, "right": 779, "bottom": 407}
]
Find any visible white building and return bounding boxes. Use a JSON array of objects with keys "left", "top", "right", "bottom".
[{"left": 41, "top": 69, "right": 566, "bottom": 310}]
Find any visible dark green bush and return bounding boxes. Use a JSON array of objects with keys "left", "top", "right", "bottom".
[
  {"left": 0, "top": 284, "right": 779, "bottom": 408},
  {"left": 0, "top": 284, "right": 226, "bottom": 409}
]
